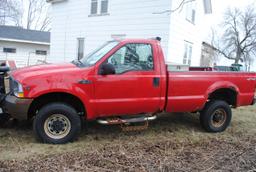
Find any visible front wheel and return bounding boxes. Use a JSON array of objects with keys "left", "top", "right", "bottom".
[
  {"left": 33, "top": 103, "right": 81, "bottom": 144},
  {"left": 200, "top": 100, "right": 232, "bottom": 132}
]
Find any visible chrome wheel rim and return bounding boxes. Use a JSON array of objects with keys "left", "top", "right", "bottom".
[
  {"left": 211, "top": 109, "right": 227, "bottom": 128},
  {"left": 44, "top": 114, "right": 71, "bottom": 139}
]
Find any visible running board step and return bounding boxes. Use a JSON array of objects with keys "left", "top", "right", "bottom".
[{"left": 97, "top": 115, "right": 157, "bottom": 125}]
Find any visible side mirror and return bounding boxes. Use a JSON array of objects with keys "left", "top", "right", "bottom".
[{"left": 99, "top": 63, "right": 116, "bottom": 75}]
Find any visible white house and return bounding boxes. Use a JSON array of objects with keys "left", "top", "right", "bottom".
[
  {"left": 0, "top": 25, "right": 50, "bottom": 68},
  {"left": 48, "top": 0, "right": 212, "bottom": 66}
]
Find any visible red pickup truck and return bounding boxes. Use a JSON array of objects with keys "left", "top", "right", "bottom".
[{"left": 1, "top": 38, "right": 255, "bottom": 144}]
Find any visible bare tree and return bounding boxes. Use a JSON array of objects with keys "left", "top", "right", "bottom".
[
  {"left": 0, "top": 0, "right": 22, "bottom": 25},
  {"left": 0, "top": 0, "right": 51, "bottom": 31},
  {"left": 216, "top": 7, "right": 256, "bottom": 65},
  {"left": 152, "top": 0, "right": 196, "bottom": 14},
  {"left": 24, "top": 0, "right": 51, "bottom": 31}
]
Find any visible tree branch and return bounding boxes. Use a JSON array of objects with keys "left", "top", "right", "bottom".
[
  {"left": 214, "top": 6, "right": 256, "bottom": 64},
  {"left": 152, "top": 0, "right": 195, "bottom": 14}
]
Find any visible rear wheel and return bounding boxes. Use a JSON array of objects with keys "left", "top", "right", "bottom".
[
  {"left": 200, "top": 100, "right": 232, "bottom": 132},
  {"left": 33, "top": 103, "right": 81, "bottom": 144}
]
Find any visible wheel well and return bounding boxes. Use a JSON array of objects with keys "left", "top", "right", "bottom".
[
  {"left": 28, "top": 92, "right": 86, "bottom": 120},
  {"left": 208, "top": 88, "right": 237, "bottom": 106}
]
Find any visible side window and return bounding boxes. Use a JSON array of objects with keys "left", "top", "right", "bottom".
[
  {"left": 183, "top": 41, "right": 193, "bottom": 65},
  {"left": 77, "top": 38, "right": 85, "bottom": 60},
  {"left": 3, "top": 48, "right": 16, "bottom": 53},
  {"left": 35, "top": 50, "right": 47, "bottom": 55},
  {"left": 186, "top": 2, "right": 196, "bottom": 24},
  {"left": 90, "top": 0, "right": 108, "bottom": 15},
  {"left": 101, "top": 0, "right": 108, "bottom": 14},
  {"left": 91, "top": 0, "right": 98, "bottom": 15},
  {"left": 107, "top": 43, "right": 153, "bottom": 74}
]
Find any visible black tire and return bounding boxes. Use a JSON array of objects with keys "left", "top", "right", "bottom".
[
  {"left": 200, "top": 100, "right": 232, "bottom": 132},
  {"left": 33, "top": 103, "right": 81, "bottom": 144}
]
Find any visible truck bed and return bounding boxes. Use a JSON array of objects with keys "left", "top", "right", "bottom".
[{"left": 165, "top": 71, "right": 256, "bottom": 113}]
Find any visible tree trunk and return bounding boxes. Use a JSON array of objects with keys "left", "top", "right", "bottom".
[
  {"left": 234, "top": 58, "right": 239, "bottom": 64},
  {"left": 235, "top": 47, "right": 242, "bottom": 64}
]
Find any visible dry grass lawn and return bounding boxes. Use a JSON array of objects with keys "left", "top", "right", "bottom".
[{"left": 0, "top": 106, "right": 255, "bottom": 171}]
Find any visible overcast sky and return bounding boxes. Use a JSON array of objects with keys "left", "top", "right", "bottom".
[
  {"left": 202, "top": 0, "right": 256, "bottom": 41},
  {"left": 209, "top": 0, "right": 256, "bottom": 23}
]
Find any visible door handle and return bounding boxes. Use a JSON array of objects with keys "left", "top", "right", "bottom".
[{"left": 153, "top": 77, "right": 160, "bottom": 87}]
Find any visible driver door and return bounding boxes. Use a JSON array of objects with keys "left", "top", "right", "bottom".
[{"left": 93, "top": 43, "right": 161, "bottom": 116}]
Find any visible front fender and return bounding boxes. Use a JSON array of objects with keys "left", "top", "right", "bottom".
[{"left": 26, "top": 85, "right": 96, "bottom": 120}]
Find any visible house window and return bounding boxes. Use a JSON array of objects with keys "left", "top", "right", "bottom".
[
  {"left": 3, "top": 48, "right": 16, "bottom": 53},
  {"left": 36, "top": 50, "right": 47, "bottom": 55},
  {"left": 77, "top": 38, "right": 85, "bottom": 60},
  {"left": 90, "top": 0, "right": 109, "bottom": 15},
  {"left": 183, "top": 41, "right": 193, "bottom": 65},
  {"left": 186, "top": 2, "right": 196, "bottom": 24},
  {"left": 203, "top": 0, "right": 212, "bottom": 14},
  {"left": 91, "top": 0, "right": 98, "bottom": 15},
  {"left": 101, "top": 0, "right": 108, "bottom": 14}
]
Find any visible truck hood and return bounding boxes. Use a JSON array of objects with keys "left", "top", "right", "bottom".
[{"left": 11, "top": 63, "right": 79, "bottom": 82}]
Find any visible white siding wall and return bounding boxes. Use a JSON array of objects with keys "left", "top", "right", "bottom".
[
  {"left": 50, "top": 0, "right": 172, "bottom": 63},
  {"left": 0, "top": 41, "right": 50, "bottom": 68},
  {"left": 167, "top": 0, "right": 206, "bottom": 65}
]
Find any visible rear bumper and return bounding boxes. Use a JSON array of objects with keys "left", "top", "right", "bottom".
[{"left": 2, "top": 95, "right": 33, "bottom": 120}]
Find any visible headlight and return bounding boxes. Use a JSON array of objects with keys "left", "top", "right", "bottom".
[{"left": 11, "top": 79, "right": 24, "bottom": 98}]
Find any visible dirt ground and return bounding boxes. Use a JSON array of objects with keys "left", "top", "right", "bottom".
[{"left": 0, "top": 106, "right": 255, "bottom": 172}]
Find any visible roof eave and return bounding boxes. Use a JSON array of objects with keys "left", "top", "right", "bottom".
[{"left": 0, "top": 37, "right": 50, "bottom": 45}]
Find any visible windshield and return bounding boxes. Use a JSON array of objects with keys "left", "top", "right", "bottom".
[{"left": 80, "top": 41, "right": 119, "bottom": 66}]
